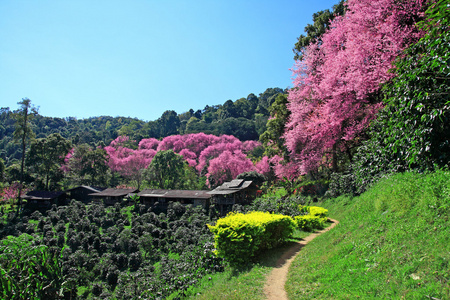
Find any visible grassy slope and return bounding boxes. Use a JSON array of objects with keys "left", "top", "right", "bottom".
[
  {"left": 183, "top": 230, "right": 311, "bottom": 300},
  {"left": 286, "top": 170, "right": 450, "bottom": 299}
]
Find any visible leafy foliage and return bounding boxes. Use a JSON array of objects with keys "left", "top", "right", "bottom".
[
  {"left": 330, "top": 0, "right": 450, "bottom": 197},
  {"left": 376, "top": 0, "right": 450, "bottom": 169},
  {"left": 0, "top": 200, "right": 225, "bottom": 299},
  {"left": 293, "top": 0, "right": 346, "bottom": 61},
  {"left": 0, "top": 234, "right": 63, "bottom": 299},
  {"left": 27, "top": 133, "right": 72, "bottom": 190},
  {"left": 285, "top": 0, "right": 426, "bottom": 175},
  {"left": 208, "top": 211, "right": 295, "bottom": 265}
]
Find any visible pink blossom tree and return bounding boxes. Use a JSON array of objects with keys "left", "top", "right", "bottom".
[
  {"left": 104, "top": 136, "right": 156, "bottom": 189},
  {"left": 104, "top": 133, "right": 267, "bottom": 188},
  {"left": 285, "top": 0, "right": 426, "bottom": 174},
  {"left": 207, "top": 150, "right": 255, "bottom": 187},
  {"left": 0, "top": 183, "right": 27, "bottom": 206}
]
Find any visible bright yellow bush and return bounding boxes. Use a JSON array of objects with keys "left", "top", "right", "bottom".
[
  {"left": 294, "top": 214, "right": 327, "bottom": 231},
  {"left": 208, "top": 211, "right": 295, "bottom": 264},
  {"left": 308, "top": 206, "right": 328, "bottom": 217}
]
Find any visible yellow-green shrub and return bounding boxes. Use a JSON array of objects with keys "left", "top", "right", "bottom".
[
  {"left": 208, "top": 211, "right": 295, "bottom": 264},
  {"left": 294, "top": 214, "right": 327, "bottom": 231},
  {"left": 308, "top": 206, "right": 328, "bottom": 217}
]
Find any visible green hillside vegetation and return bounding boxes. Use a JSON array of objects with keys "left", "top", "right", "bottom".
[
  {"left": 285, "top": 170, "right": 450, "bottom": 299},
  {"left": 184, "top": 170, "right": 449, "bottom": 299},
  {"left": 0, "top": 87, "right": 285, "bottom": 168}
]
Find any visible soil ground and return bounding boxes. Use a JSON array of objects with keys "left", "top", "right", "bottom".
[{"left": 263, "top": 219, "right": 339, "bottom": 300}]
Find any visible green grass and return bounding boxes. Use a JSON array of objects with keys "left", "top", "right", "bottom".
[
  {"left": 181, "top": 229, "right": 312, "bottom": 300},
  {"left": 285, "top": 170, "right": 450, "bottom": 299}
]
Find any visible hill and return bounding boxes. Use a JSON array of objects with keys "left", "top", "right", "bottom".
[
  {"left": 286, "top": 170, "right": 450, "bottom": 299},
  {"left": 0, "top": 87, "right": 285, "bottom": 167}
]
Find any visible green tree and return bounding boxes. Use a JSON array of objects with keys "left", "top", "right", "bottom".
[
  {"left": 260, "top": 93, "right": 290, "bottom": 158},
  {"left": 158, "top": 110, "right": 180, "bottom": 137},
  {"left": 0, "top": 158, "right": 4, "bottom": 182},
  {"left": 64, "top": 144, "right": 109, "bottom": 187},
  {"left": 13, "top": 98, "right": 38, "bottom": 211},
  {"left": 145, "top": 150, "right": 196, "bottom": 189},
  {"left": 27, "top": 133, "right": 72, "bottom": 190},
  {"left": 374, "top": 0, "right": 449, "bottom": 169},
  {"left": 347, "top": 0, "right": 450, "bottom": 195}
]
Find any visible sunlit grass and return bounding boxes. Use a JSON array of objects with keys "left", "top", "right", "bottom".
[
  {"left": 181, "top": 229, "right": 314, "bottom": 300},
  {"left": 285, "top": 170, "right": 450, "bottom": 299}
]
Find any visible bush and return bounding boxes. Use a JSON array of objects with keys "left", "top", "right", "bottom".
[
  {"left": 307, "top": 206, "right": 328, "bottom": 218},
  {"left": 208, "top": 211, "right": 295, "bottom": 264},
  {"left": 0, "top": 234, "right": 63, "bottom": 299},
  {"left": 294, "top": 215, "right": 327, "bottom": 231}
]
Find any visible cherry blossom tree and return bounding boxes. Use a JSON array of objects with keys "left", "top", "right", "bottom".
[
  {"left": 285, "top": 0, "right": 427, "bottom": 175},
  {"left": 207, "top": 150, "right": 255, "bottom": 187},
  {"left": 104, "top": 136, "right": 156, "bottom": 189},
  {"left": 103, "top": 133, "right": 267, "bottom": 188}
]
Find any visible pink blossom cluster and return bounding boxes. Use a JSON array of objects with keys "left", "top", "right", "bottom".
[
  {"left": 104, "top": 133, "right": 268, "bottom": 186},
  {"left": 0, "top": 183, "right": 26, "bottom": 203},
  {"left": 285, "top": 0, "right": 426, "bottom": 174}
]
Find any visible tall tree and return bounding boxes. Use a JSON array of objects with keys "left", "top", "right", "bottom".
[
  {"left": 62, "top": 144, "right": 109, "bottom": 186},
  {"left": 27, "top": 133, "right": 72, "bottom": 190},
  {"left": 285, "top": 0, "right": 427, "bottom": 175},
  {"left": 260, "top": 93, "right": 290, "bottom": 158},
  {"left": 158, "top": 110, "right": 180, "bottom": 137},
  {"left": 145, "top": 150, "right": 192, "bottom": 189},
  {"left": 351, "top": 0, "right": 450, "bottom": 189},
  {"left": 13, "top": 98, "right": 38, "bottom": 211}
]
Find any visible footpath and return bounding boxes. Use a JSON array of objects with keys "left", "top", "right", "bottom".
[{"left": 264, "top": 219, "right": 339, "bottom": 300}]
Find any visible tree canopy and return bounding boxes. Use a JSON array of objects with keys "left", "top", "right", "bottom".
[{"left": 285, "top": 0, "right": 427, "bottom": 175}]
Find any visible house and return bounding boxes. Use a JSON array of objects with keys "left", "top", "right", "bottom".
[
  {"left": 22, "top": 191, "right": 66, "bottom": 209},
  {"left": 64, "top": 186, "right": 105, "bottom": 204},
  {"left": 208, "top": 179, "right": 257, "bottom": 215},
  {"left": 89, "top": 188, "right": 138, "bottom": 205},
  {"left": 137, "top": 189, "right": 211, "bottom": 210}
]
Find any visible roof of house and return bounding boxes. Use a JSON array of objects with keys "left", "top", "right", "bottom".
[
  {"left": 89, "top": 188, "right": 138, "bottom": 197},
  {"left": 65, "top": 185, "right": 105, "bottom": 193},
  {"left": 138, "top": 189, "right": 211, "bottom": 199},
  {"left": 208, "top": 179, "right": 254, "bottom": 195},
  {"left": 22, "top": 191, "right": 65, "bottom": 201}
]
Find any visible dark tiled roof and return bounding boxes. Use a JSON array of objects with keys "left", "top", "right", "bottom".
[
  {"left": 138, "top": 189, "right": 211, "bottom": 199},
  {"left": 208, "top": 180, "right": 254, "bottom": 195},
  {"left": 65, "top": 186, "right": 105, "bottom": 193},
  {"left": 89, "top": 188, "right": 138, "bottom": 197},
  {"left": 22, "top": 191, "right": 65, "bottom": 200}
]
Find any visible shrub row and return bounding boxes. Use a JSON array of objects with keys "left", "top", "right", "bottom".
[
  {"left": 294, "top": 205, "right": 328, "bottom": 231},
  {"left": 208, "top": 211, "right": 295, "bottom": 264},
  {"left": 210, "top": 204, "right": 330, "bottom": 264}
]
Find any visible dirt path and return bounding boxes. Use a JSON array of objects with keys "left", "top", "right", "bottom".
[{"left": 264, "top": 219, "right": 339, "bottom": 300}]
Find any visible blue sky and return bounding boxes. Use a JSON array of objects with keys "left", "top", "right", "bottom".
[{"left": 1, "top": 0, "right": 340, "bottom": 122}]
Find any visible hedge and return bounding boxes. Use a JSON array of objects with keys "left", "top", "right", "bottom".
[{"left": 208, "top": 211, "right": 295, "bottom": 264}]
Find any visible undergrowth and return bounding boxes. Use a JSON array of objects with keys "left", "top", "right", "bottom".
[{"left": 286, "top": 170, "right": 450, "bottom": 299}]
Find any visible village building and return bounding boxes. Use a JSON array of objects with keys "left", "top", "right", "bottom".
[
  {"left": 208, "top": 179, "right": 258, "bottom": 215},
  {"left": 89, "top": 188, "right": 138, "bottom": 205},
  {"left": 22, "top": 191, "right": 66, "bottom": 209},
  {"left": 64, "top": 186, "right": 105, "bottom": 204},
  {"left": 137, "top": 189, "right": 211, "bottom": 210}
]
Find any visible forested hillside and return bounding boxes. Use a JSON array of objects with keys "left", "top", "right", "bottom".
[
  {"left": 0, "top": 87, "right": 284, "bottom": 167},
  {"left": 0, "top": 0, "right": 449, "bottom": 299}
]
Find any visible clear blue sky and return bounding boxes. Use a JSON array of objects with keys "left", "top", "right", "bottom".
[{"left": 1, "top": 0, "right": 339, "bottom": 122}]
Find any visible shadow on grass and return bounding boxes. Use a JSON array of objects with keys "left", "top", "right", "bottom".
[{"left": 225, "top": 220, "right": 337, "bottom": 276}]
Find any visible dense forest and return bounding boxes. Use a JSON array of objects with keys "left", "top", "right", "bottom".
[
  {"left": 0, "top": 0, "right": 449, "bottom": 298},
  {"left": 0, "top": 87, "right": 284, "bottom": 165}
]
